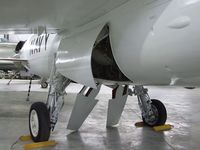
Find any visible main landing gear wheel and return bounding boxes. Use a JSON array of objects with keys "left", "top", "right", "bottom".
[
  {"left": 41, "top": 82, "right": 48, "bottom": 88},
  {"left": 29, "top": 102, "right": 50, "bottom": 142},
  {"left": 142, "top": 99, "right": 167, "bottom": 127}
]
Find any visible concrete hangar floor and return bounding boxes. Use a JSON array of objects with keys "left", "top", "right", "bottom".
[{"left": 0, "top": 79, "right": 199, "bottom": 150}]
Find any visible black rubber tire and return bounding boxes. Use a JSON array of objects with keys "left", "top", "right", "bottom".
[
  {"left": 41, "top": 82, "right": 48, "bottom": 88},
  {"left": 29, "top": 102, "right": 50, "bottom": 142},
  {"left": 142, "top": 99, "right": 167, "bottom": 127},
  {"left": 185, "top": 87, "right": 195, "bottom": 90}
]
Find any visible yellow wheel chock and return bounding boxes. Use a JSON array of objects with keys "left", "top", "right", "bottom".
[
  {"left": 135, "top": 121, "right": 173, "bottom": 131},
  {"left": 153, "top": 124, "right": 173, "bottom": 132},
  {"left": 23, "top": 140, "right": 57, "bottom": 150},
  {"left": 20, "top": 135, "right": 32, "bottom": 142},
  {"left": 19, "top": 135, "right": 57, "bottom": 150}
]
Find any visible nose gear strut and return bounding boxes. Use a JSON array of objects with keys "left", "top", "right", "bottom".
[{"left": 134, "top": 85, "right": 167, "bottom": 126}]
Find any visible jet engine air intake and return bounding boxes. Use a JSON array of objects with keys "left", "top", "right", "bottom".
[
  {"left": 91, "top": 25, "right": 130, "bottom": 82},
  {"left": 15, "top": 41, "right": 25, "bottom": 54}
]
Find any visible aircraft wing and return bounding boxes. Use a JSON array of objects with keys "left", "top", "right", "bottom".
[
  {"left": 0, "top": 58, "right": 27, "bottom": 62},
  {"left": 0, "top": 58, "right": 28, "bottom": 72}
]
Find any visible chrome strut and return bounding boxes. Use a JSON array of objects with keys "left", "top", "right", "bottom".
[
  {"left": 133, "top": 85, "right": 154, "bottom": 122},
  {"left": 46, "top": 53, "right": 71, "bottom": 130}
]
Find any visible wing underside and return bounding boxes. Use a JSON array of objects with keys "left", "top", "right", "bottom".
[{"left": 0, "top": 0, "right": 130, "bottom": 34}]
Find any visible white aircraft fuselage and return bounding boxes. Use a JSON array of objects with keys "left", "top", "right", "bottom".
[
  {"left": 20, "top": 34, "right": 59, "bottom": 78},
  {"left": 15, "top": 0, "right": 200, "bottom": 88}
]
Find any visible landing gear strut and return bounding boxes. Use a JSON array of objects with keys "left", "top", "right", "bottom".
[
  {"left": 29, "top": 54, "right": 71, "bottom": 142},
  {"left": 29, "top": 73, "right": 70, "bottom": 142},
  {"left": 134, "top": 85, "right": 167, "bottom": 126}
]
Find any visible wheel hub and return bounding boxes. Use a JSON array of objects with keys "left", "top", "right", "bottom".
[
  {"left": 144, "top": 105, "right": 159, "bottom": 126},
  {"left": 30, "top": 110, "right": 39, "bottom": 137}
]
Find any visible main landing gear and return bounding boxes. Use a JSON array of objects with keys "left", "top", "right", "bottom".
[
  {"left": 29, "top": 71, "right": 71, "bottom": 142},
  {"left": 29, "top": 82, "right": 167, "bottom": 142}
]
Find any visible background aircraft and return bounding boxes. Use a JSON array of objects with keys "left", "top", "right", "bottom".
[
  {"left": 0, "top": 42, "right": 17, "bottom": 72},
  {"left": 0, "top": 36, "right": 48, "bottom": 87},
  {"left": 0, "top": 0, "right": 200, "bottom": 142}
]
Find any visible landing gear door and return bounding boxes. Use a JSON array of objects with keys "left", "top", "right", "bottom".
[{"left": 56, "top": 24, "right": 105, "bottom": 88}]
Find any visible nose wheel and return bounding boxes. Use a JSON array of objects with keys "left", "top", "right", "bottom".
[
  {"left": 29, "top": 102, "right": 50, "bottom": 142},
  {"left": 142, "top": 99, "right": 167, "bottom": 126}
]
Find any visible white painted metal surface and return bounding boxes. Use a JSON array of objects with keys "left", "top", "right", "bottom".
[
  {"left": 0, "top": 0, "right": 129, "bottom": 33},
  {"left": 60, "top": 0, "right": 170, "bottom": 85},
  {"left": 20, "top": 34, "right": 60, "bottom": 78},
  {"left": 56, "top": 24, "right": 105, "bottom": 88},
  {"left": 67, "top": 85, "right": 101, "bottom": 130},
  {"left": 107, "top": 86, "right": 128, "bottom": 127},
  {"left": 69, "top": 0, "right": 200, "bottom": 86},
  {"left": 142, "top": 0, "right": 200, "bottom": 85}
]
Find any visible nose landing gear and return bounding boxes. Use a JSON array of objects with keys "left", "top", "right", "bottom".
[
  {"left": 134, "top": 86, "right": 167, "bottom": 127},
  {"left": 142, "top": 99, "right": 167, "bottom": 126}
]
